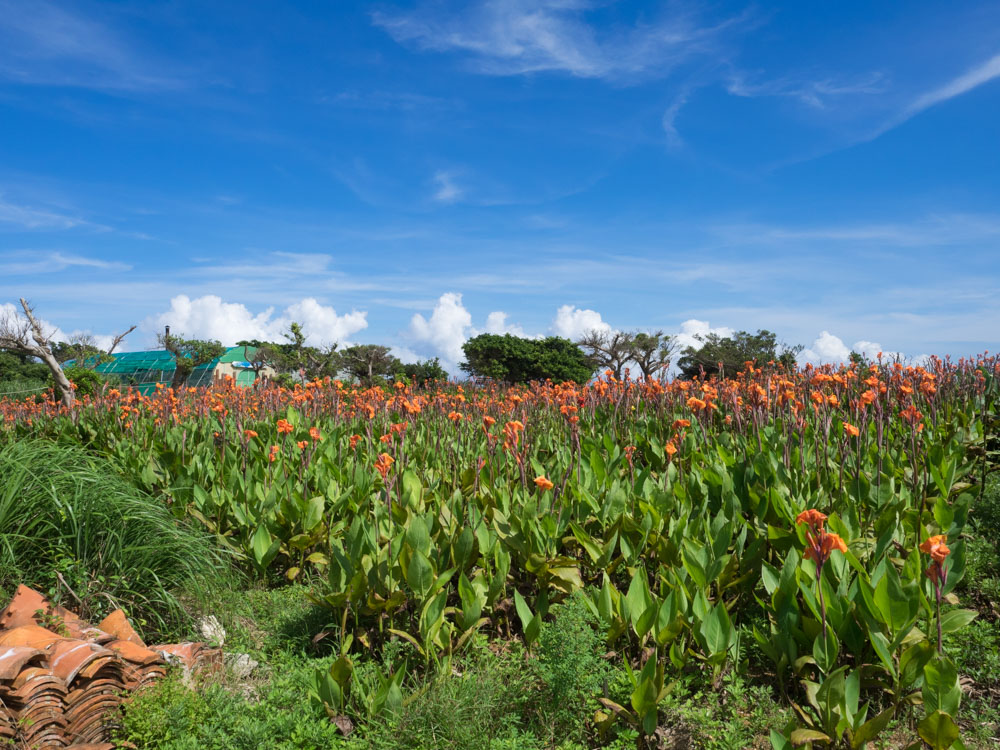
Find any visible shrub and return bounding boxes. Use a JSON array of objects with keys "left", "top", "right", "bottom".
[
  {"left": 352, "top": 638, "right": 537, "bottom": 750},
  {"left": 120, "top": 659, "right": 344, "bottom": 750},
  {"left": 533, "top": 593, "right": 613, "bottom": 745}
]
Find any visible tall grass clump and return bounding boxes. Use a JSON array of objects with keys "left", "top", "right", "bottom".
[{"left": 0, "top": 438, "right": 228, "bottom": 637}]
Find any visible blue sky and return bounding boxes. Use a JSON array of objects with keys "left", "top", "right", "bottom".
[{"left": 1, "top": 0, "right": 998, "bottom": 371}]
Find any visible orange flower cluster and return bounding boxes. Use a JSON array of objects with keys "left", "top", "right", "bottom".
[
  {"left": 796, "top": 509, "right": 848, "bottom": 566},
  {"left": 533, "top": 475, "right": 554, "bottom": 491},
  {"left": 374, "top": 452, "right": 394, "bottom": 480},
  {"left": 920, "top": 533, "right": 951, "bottom": 585}
]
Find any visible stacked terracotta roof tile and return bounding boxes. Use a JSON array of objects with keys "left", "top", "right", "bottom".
[{"left": 0, "top": 585, "right": 220, "bottom": 748}]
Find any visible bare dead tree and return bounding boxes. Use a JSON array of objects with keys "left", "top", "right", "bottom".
[
  {"left": 630, "top": 331, "right": 677, "bottom": 382},
  {"left": 0, "top": 299, "right": 76, "bottom": 407},
  {"left": 1, "top": 299, "right": 137, "bottom": 406},
  {"left": 106, "top": 325, "right": 137, "bottom": 356},
  {"left": 576, "top": 329, "right": 634, "bottom": 380}
]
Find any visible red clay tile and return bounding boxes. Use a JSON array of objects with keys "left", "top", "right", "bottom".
[
  {"left": 0, "top": 645, "right": 45, "bottom": 679},
  {"left": 96, "top": 610, "right": 145, "bottom": 647}
]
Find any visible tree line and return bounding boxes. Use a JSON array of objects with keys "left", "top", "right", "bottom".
[{"left": 1, "top": 298, "right": 807, "bottom": 406}]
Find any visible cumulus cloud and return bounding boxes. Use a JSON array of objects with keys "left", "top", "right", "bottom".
[
  {"left": 407, "top": 292, "right": 529, "bottom": 369},
  {"left": 408, "top": 292, "right": 473, "bottom": 365},
  {"left": 148, "top": 294, "right": 367, "bottom": 347},
  {"left": 798, "top": 331, "right": 906, "bottom": 365},
  {"left": 484, "top": 311, "right": 527, "bottom": 337},
  {"left": 551, "top": 304, "right": 611, "bottom": 341},
  {"left": 799, "top": 330, "right": 851, "bottom": 363},
  {"left": 672, "top": 319, "right": 734, "bottom": 351}
]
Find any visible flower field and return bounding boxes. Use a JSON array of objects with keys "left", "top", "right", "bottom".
[{"left": 2, "top": 354, "right": 999, "bottom": 748}]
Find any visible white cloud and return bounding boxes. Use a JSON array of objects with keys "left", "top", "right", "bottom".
[
  {"left": 373, "top": 1, "right": 743, "bottom": 81},
  {"left": 798, "top": 332, "right": 908, "bottom": 365},
  {"left": 661, "top": 91, "right": 689, "bottom": 148},
  {"left": 551, "top": 304, "right": 610, "bottom": 340},
  {"left": 484, "top": 310, "right": 527, "bottom": 337},
  {"left": 0, "top": 0, "right": 181, "bottom": 91},
  {"left": 865, "top": 52, "right": 1000, "bottom": 141},
  {"left": 390, "top": 345, "right": 421, "bottom": 364},
  {"left": 799, "top": 330, "right": 851, "bottom": 364},
  {"left": 2, "top": 250, "right": 130, "bottom": 274},
  {"left": 725, "top": 71, "right": 887, "bottom": 108},
  {"left": 147, "top": 294, "right": 367, "bottom": 348},
  {"left": 851, "top": 340, "right": 883, "bottom": 360},
  {"left": 407, "top": 292, "right": 529, "bottom": 369},
  {"left": 408, "top": 292, "right": 474, "bottom": 366},
  {"left": 672, "top": 319, "right": 734, "bottom": 351},
  {"left": 0, "top": 196, "right": 97, "bottom": 230},
  {"left": 907, "top": 52, "right": 1000, "bottom": 117},
  {"left": 432, "top": 171, "right": 462, "bottom": 203}
]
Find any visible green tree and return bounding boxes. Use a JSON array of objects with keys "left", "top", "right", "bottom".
[
  {"left": 397, "top": 358, "right": 448, "bottom": 385},
  {"left": 0, "top": 350, "right": 48, "bottom": 384},
  {"left": 158, "top": 333, "right": 226, "bottom": 389},
  {"left": 676, "top": 329, "right": 802, "bottom": 379},
  {"left": 340, "top": 344, "right": 401, "bottom": 384},
  {"left": 237, "top": 322, "right": 340, "bottom": 380},
  {"left": 461, "top": 334, "right": 594, "bottom": 384},
  {"left": 52, "top": 336, "right": 104, "bottom": 364}
]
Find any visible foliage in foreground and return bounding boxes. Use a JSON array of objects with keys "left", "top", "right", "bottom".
[
  {"left": 119, "top": 586, "right": 790, "bottom": 750},
  {"left": 0, "top": 439, "right": 227, "bottom": 636},
  {"left": 3, "top": 354, "right": 998, "bottom": 747}
]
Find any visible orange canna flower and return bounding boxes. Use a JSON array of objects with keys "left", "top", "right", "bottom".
[
  {"left": 533, "top": 475, "right": 554, "bottom": 491},
  {"left": 448, "top": 411, "right": 463, "bottom": 423},
  {"left": 664, "top": 442, "right": 678, "bottom": 458},
  {"left": 276, "top": 418, "right": 293, "bottom": 434},
  {"left": 349, "top": 434, "right": 362, "bottom": 450},
  {"left": 244, "top": 429, "right": 258, "bottom": 439},
  {"left": 804, "top": 532, "right": 848, "bottom": 562},
  {"left": 374, "top": 452, "right": 395, "bottom": 479},
  {"left": 673, "top": 418, "right": 691, "bottom": 430},
  {"left": 843, "top": 422, "right": 860, "bottom": 438},
  {"left": 796, "top": 509, "right": 828, "bottom": 530},
  {"left": 920, "top": 534, "right": 951, "bottom": 564},
  {"left": 297, "top": 440, "right": 308, "bottom": 450},
  {"left": 686, "top": 397, "right": 706, "bottom": 411},
  {"left": 483, "top": 415, "right": 496, "bottom": 428},
  {"left": 268, "top": 445, "right": 280, "bottom": 463},
  {"left": 309, "top": 426, "right": 322, "bottom": 441}
]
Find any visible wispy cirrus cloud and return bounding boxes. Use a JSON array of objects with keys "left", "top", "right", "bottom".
[
  {"left": 0, "top": 194, "right": 103, "bottom": 230},
  {"left": 724, "top": 70, "right": 888, "bottom": 108},
  {"left": 874, "top": 51, "right": 1000, "bottom": 136},
  {"left": 0, "top": 0, "right": 182, "bottom": 91},
  {"left": 713, "top": 213, "right": 1000, "bottom": 248},
  {"left": 1, "top": 250, "right": 131, "bottom": 274},
  {"left": 431, "top": 170, "right": 463, "bottom": 203},
  {"left": 373, "top": 0, "right": 750, "bottom": 81}
]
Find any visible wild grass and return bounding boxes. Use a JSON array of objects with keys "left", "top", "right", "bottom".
[{"left": 0, "top": 438, "right": 229, "bottom": 637}]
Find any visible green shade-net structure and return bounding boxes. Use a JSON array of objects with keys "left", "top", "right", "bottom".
[{"left": 65, "top": 346, "right": 261, "bottom": 394}]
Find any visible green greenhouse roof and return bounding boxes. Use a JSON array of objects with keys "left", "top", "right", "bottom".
[{"left": 62, "top": 346, "right": 260, "bottom": 393}]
